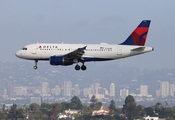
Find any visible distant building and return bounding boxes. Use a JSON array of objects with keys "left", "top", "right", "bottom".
[
  {"left": 160, "top": 81, "right": 169, "bottom": 98},
  {"left": 63, "top": 81, "right": 72, "bottom": 96},
  {"left": 8, "top": 81, "right": 14, "bottom": 96},
  {"left": 88, "top": 83, "right": 104, "bottom": 99},
  {"left": 103, "top": 88, "right": 109, "bottom": 95},
  {"left": 156, "top": 89, "right": 160, "bottom": 97},
  {"left": 120, "top": 88, "right": 129, "bottom": 98},
  {"left": 42, "top": 82, "right": 50, "bottom": 96},
  {"left": 90, "top": 84, "right": 95, "bottom": 94},
  {"left": 169, "top": 84, "right": 174, "bottom": 97},
  {"left": 89, "top": 93, "right": 104, "bottom": 99},
  {"left": 140, "top": 85, "right": 148, "bottom": 96},
  {"left": 58, "top": 114, "right": 68, "bottom": 119},
  {"left": 74, "top": 84, "right": 80, "bottom": 96},
  {"left": 64, "top": 109, "right": 80, "bottom": 115},
  {"left": 110, "top": 83, "right": 115, "bottom": 97},
  {"left": 83, "top": 87, "right": 91, "bottom": 97},
  {"left": 92, "top": 107, "right": 110, "bottom": 116},
  {"left": 143, "top": 115, "right": 165, "bottom": 120},
  {"left": 51, "top": 85, "right": 61, "bottom": 96},
  {"left": 2, "top": 89, "right": 8, "bottom": 98},
  {"left": 95, "top": 83, "right": 100, "bottom": 94},
  {"left": 30, "top": 97, "right": 42, "bottom": 106},
  {"left": 14, "top": 86, "right": 27, "bottom": 96}
]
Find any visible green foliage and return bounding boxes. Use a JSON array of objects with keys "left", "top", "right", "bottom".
[
  {"left": 2, "top": 104, "right": 5, "bottom": 112},
  {"left": 144, "top": 107, "right": 156, "bottom": 116},
  {"left": 122, "top": 95, "right": 137, "bottom": 120},
  {"left": 8, "top": 104, "right": 18, "bottom": 120},
  {"left": 109, "top": 100, "right": 115, "bottom": 113},
  {"left": 1, "top": 96, "right": 175, "bottom": 120},
  {"left": 125, "top": 95, "right": 135, "bottom": 105},
  {"left": 70, "top": 96, "right": 82, "bottom": 110},
  {"left": 40, "top": 103, "right": 51, "bottom": 116},
  {"left": 49, "top": 103, "right": 62, "bottom": 120},
  {"left": 154, "top": 102, "right": 163, "bottom": 114},
  {"left": 29, "top": 103, "right": 40, "bottom": 112},
  {"left": 61, "top": 102, "right": 70, "bottom": 111},
  {"left": 90, "top": 95, "right": 97, "bottom": 103},
  {"left": 89, "top": 95, "right": 102, "bottom": 110},
  {"left": 0, "top": 110, "right": 6, "bottom": 120}
]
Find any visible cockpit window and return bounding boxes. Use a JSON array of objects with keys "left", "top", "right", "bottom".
[{"left": 22, "top": 47, "right": 27, "bottom": 50}]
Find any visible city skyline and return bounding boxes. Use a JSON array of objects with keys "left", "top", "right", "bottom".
[
  {"left": 4, "top": 80, "right": 175, "bottom": 100},
  {"left": 0, "top": 64, "right": 175, "bottom": 108}
]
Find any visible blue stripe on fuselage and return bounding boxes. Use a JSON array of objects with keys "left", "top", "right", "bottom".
[
  {"left": 81, "top": 57, "right": 113, "bottom": 62},
  {"left": 31, "top": 57, "right": 113, "bottom": 62}
]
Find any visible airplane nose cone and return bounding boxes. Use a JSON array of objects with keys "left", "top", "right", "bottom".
[{"left": 15, "top": 51, "right": 21, "bottom": 58}]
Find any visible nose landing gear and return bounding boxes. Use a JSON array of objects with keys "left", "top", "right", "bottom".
[{"left": 33, "top": 60, "right": 38, "bottom": 69}]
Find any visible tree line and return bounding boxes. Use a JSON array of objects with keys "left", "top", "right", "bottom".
[{"left": 0, "top": 95, "right": 175, "bottom": 120}]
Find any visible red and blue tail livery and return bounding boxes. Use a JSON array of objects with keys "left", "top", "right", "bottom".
[{"left": 121, "top": 20, "right": 151, "bottom": 46}]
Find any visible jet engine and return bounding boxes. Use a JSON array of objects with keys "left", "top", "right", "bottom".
[{"left": 50, "top": 56, "right": 73, "bottom": 66}]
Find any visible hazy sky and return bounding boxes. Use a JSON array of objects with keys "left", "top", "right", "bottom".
[{"left": 0, "top": 1, "right": 175, "bottom": 69}]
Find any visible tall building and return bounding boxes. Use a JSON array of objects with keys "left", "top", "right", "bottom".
[
  {"left": 120, "top": 88, "right": 129, "bottom": 98},
  {"left": 169, "top": 84, "right": 174, "bottom": 97},
  {"left": 95, "top": 83, "right": 100, "bottom": 93},
  {"left": 63, "top": 81, "right": 72, "bottom": 96},
  {"left": 103, "top": 88, "right": 109, "bottom": 95},
  {"left": 8, "top": 81, "right": 14, "bottom": 96},
  {"left": 161, "top": 81, "right": 169, "bottom": 98},
  {"left": 140, "top": 85, "right": 148, "bottom": 96},
  {"left": 55, "top": 85, "right": 61, "bottom": 96},
  {"left": 90, "top": 84, "right": 95, "bottom": 94},
  {"left": 110, "top": 83, "right": 115, "bottom": 97},
  {"left": 30, "top": 97, "right": 42, "bottom": 106},
  {"left": 83, "top": 87, "right": 91, "bottom": 97},
  {"left": 42, "top": 82, "right": 50, "bottom": 96},
  {"left": 74, "top": 84, "right": 80, "bottom": 96},
  {"left": 156, "top": 89, "right": 160, "bottom": 97}
]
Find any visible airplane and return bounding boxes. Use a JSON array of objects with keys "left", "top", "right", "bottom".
[{"left": 16, "top": 20, "right": 154, "bottom": 71}]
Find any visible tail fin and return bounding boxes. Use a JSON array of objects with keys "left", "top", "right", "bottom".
[{"left": 121, "top": 20, "right": 151, "bottom": 46}]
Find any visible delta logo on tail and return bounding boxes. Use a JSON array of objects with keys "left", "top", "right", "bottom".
[{"left": 121, "top": 20, "right": 151, "bottom": 46}]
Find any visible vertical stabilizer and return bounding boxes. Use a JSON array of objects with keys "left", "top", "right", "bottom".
[{"left": 121, "top": 20, "right": 151, "bottom": 46}]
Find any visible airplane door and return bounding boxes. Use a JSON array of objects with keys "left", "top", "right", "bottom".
[
  {"left": 31, "top": 46, "right": 37, "bottom": 55},
  {"left": 117, "top": 46, "right": 122, "bottom": 55}
]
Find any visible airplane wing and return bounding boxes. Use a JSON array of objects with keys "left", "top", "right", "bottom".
[{"left": 63, "top": 46, "right": 87, "bottom": 60}]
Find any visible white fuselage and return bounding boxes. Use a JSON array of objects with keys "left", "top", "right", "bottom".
[{"left": 16, "top": 43, "right": 153, "bottom": 62}]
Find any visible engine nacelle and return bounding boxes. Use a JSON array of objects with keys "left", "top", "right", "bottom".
[{"left": 49, "top": 56, "right": 73, "bottom": 66}]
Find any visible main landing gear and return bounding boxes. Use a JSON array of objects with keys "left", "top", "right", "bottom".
[
  {"left": 75, "top": 63, "right": 87, "bottom": 71},
  {"left": 33, "top": 60, "right": 38, "bottom": 69}
]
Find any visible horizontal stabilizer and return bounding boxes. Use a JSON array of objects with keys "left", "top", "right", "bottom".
[{"left": 131, "top": 47, "right": 145, "bottom": 51}]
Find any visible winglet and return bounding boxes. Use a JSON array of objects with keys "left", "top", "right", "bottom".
[
  {"left": 120, "top": 20, "right": 151, "bottom": 46},
  {"left": 83, "top": 46, "right": 87, "bottom": 50}
]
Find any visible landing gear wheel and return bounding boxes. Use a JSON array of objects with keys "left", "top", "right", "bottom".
[
  {"left": 81, "top": 65, "right": 87, "bottom": 71},
  {"left": 75, "top": 65, "right": 80, "bottom": 70},
  {"left": 33, "top": 66, "right": 37, "bottom": 69},
  {"left": 33, "top": 60, "right": 38, "bottom": 70}
]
